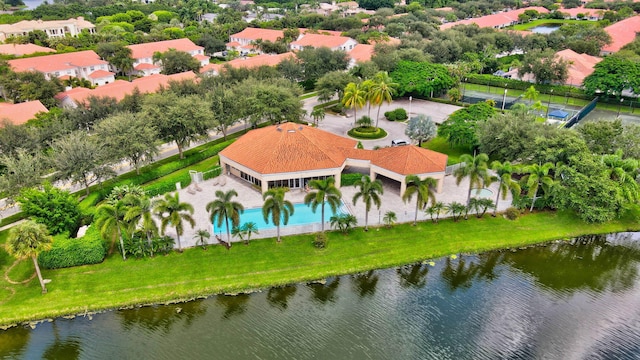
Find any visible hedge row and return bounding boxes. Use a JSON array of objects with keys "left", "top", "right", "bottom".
[
  {"left": 38, "top": 226, "right": 107, "bottom": 269},
  {"left": 465, "top": 74, "right": 589, "bottom": 99},
  {"left": 347, "top": 127, "right": 388, "bottom": 139},
  {"left": 341, "top": 173, "right": 364, "bottom": 186}
]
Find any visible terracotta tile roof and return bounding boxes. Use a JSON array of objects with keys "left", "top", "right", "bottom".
[
  {"left": 135, "top": 63, "right": 160, "bottom": 70},
  {"left": 440, "top": 7, "right": 549, "bottom": 30},
  {"left": 88, "top": 69, "right": 115, "bottom": 79},
  {"left": 0, "top": 44, "right": 55, "bottom": 56},
  {"left": 560, "top": 6, "right": 601, "bottom": 18},
  {"left": 299, "top": 28, "right": 345, "bottom": 37},
  {"left": 291, "top": 33, "right": 354, "bottom": 48},
  {"left": 349, "top": 44, "right": 374, "bottom": 63},
  {"left": 221, "top": 123, "right": 447, "bottom": 175},
  {"left": 127, "top": 39, "right": 203, "bottom": 60},
  {"left": 555, "top": 49, "right": 602, "bottom": 85},
  {"left": 226, "top": 41, "right": 242, "bottom": 47},
  {"left": 8, "top": 50, "right": 106, "bottom": 73},
  {"left": 0, "top": 100, "right": 48, "bottom": 126},
  {"left": 200, "top": 53, "right": 295, "bottom": 74},
  {"left": 230, "top": 28, "right": 284, "bottom": 43},
  {"left": 56, "top": 71, "right": 197, "bottom": 105},
  {"left": 193, "top": 54, "right": 210, "bottom": 61},
  {"left": 602, "top": 16, "right": 640, "bottom": 53}
]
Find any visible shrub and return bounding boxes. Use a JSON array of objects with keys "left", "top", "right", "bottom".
[
  {"left": 341, "top": 173, "right": 363, "bottom": 186},
  {"left": 347, "top": 127, "right": 388, "bottom": 139},
  {"left": 384, "top": 110, "right": 397, "bottom": 121},
  {"left": 38, "top": 226, "right": 107, "bottom": 269},
  {"left": 384, "top": 108, "right": 407, "bottom": 121},
  {"left": 327, "top": 103, "right": 345, "bottom": 115},
  {"left": 313, "top": 232, "right": 328, "bottom": 249},
  {"left": 18, "top": 183, "right": 82, "bottom": 236},
  {"left": 505, "top": 207, "right": 520, "bottom": 220},
  {"left": 119, "top": 234, "right": 175, "bottom": 258}
]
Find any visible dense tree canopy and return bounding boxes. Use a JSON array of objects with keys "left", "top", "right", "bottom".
[{"left": 390, "top": 61, "right": 456, "bottom": 97}]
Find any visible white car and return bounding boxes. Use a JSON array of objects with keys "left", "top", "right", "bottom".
[{"left": 391, "top": 139, "right": 408, "bottom": 147}]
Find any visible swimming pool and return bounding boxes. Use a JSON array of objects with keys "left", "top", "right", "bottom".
[
  {"left": 212, "top": 202, "right": 347, "bottom": 233},
  {"left": 471, "top": 188, "right": 494, "bottom": 198}
]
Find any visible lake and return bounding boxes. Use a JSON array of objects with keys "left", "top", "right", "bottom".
[
  {"left": 530, "top": 23, "right": 562, "bottom": 34},
  {"left": 1, "top": 232, "right": 640, "bottom": 359}
]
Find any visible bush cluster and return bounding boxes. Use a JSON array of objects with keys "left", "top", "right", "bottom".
[
  {"left": 341, "top": 173, "right": 364, "bottom": 186},
  {"left": 384, "top": 108, "right": 408, "bottom": 121},
  {"left": 119, "top": 234, "right": 175, "bottom": 259},
  {"left": 38, "top": 226, "right": 107, "bottom": 269},
  {"left": 347, "top": 127, "right": 388, "bottom": 139},
  {"left": 505, "top": 207, "right": 520, "bottom": 220},
  {"left": 465, "top": 74, "right": 588, "bottom": 99},
  {"left": 313, "top": 232, "right": 328, "bottom": 249}
]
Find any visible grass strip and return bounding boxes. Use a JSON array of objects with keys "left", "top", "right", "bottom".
[{"left": 1, "top": 208, "right": 639, "bottom": 326}]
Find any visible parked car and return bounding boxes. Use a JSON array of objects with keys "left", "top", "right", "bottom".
[{"left": 391, "top": 139, "right": 408, "bottom": 147}]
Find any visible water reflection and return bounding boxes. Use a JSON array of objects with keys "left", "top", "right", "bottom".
[
  {"left": 216, "top": 294, "right": 250, "bottom": 319},
  {"left": 307, "top": 278, "right": 340, "bottom": 304},
  {"left": 441, "top": 255, "right": 482, "bottom": 291},
  {"left": 504, "top": 234, "right": 640, "bottom": 293},
  {"left": 397, "top": 263, "right": 429, "bottom": 289},
  {"left": 41, "top": 323, "right": 80, "bottom": 360},
  {"left": 119, "top": 300, "right": 207, "bottom": 332},
  {"left": 266, "top": 285, "right": 297, "bottom": 310},
  {"left": 351, "top": 270, "right": 379, "bottom": 297},
  {"left": 0, "top": 326, "right": 30, "bottom": 358}
]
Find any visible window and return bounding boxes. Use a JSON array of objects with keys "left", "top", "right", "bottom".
[{"left": 90, "top": 66, "right": 94, "bottom": 71}]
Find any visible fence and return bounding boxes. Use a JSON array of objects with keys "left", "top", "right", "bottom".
[
  {"left": 565, "top": 97, "right": 598, "bottom": 128},
  {"left": 446, "top": 163, "right": 465, "bottom": 176}
]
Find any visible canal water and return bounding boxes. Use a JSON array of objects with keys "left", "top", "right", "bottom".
[{"left": 1, "top": 233, "right": 640, "bottom": 359}]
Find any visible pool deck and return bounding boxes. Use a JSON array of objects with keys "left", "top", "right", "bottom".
[{"left": 169, "top": 173, "right": 513, "bottom": 248}]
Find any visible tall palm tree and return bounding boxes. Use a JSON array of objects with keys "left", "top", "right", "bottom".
[
  {"left": 6, "top": 220, "right": 52, "bottom": 294},
  {"left": 352, "top": 175, "right": 383, "bottom": 231},
  {"left": 262, "top": 188, "right": 294, "bottom": 242},
  {"left": 370, "top": 71, "right": 399, "bottom": 128},
  {"left": 490, "top": 160, "right": 521, "bottom": 216},
  {"left": 360, "top": 78, "right": 375, "bottom": 118},
  {"left": 124, "top": 196, "right": 158, "bottom": 256},
  {"left": 602, "top": 150, "right": 640, "bottom": 203},
  {"left": 154, "top": 193, "right": 195, "bottom": 252},
  {"left": 304, "top": 177, "right": 342, "bottom": 232},
  {"left": 206, "top": 190, "right": 244, "bottom": 246},
  {"left": 454, "top": 153, "right": 493, "bottom": 211},
  {"left": 95, "top": 198, "right": 129, "bottom": 260},
  {"left": 402, "top": 175, "right": 437, "bottom": 226},
  {"left": 342, "top": 82, "right": 366, "bottom": 126},
  {"left": 521, "top": 162, "right": 555, "bottom": 212}
]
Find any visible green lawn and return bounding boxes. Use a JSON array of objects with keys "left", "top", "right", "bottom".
[
  {"left": 509, "top": 19, "right": 595, "bottom": 31},
  {"left": 423, "top": 136, "right": 471, "bottom": 165},
  {"left": 2, "top": 208, "right": 639, "bottom": 326}
]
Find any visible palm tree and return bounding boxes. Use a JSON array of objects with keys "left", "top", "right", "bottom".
[
  {"left": 342, "top": 82, "right": 366, "bottom": 126},
  {"left": 155, "top": 193, "right": 195, "bottom": 252},
  {"left": 522, "top": 162, "right": 555, "bottom": 212},
  {"left": 454, "top": 153, "right": 493, "bottom": 213},
  {"left": 370, "top": 71, "right": 398, "bottom": 128},
  {"left": 304, "top": 177, "right": 342, "bottom": 232},
  {"left": 124, "top": 196, "right": 158, "bottom": 256},
  {"left": 95, "top": 198, "right": 129, "bottom": 260},
  {"left": 310, "top": 108, "right": 325, "bottom": 126},
  {"left": 262, "top": 188, "right": 294, "bottom": 242},
  {"left": 468, "top": 198, "right": 494, "bottom": 218},
  {"left": 193, "top": 229, "right": 211, "bottom": 250},
  {"left": 352, "top": 175, "right": 384, "bottom": 231},
  {"left": 426, "top": 201, "right": 445, "bottom": 223},
  {"left": 524, "top": 85, "right": 539, "bottom": 105},
  {"left": 361, "top": 78, "right": 375, "bottom": 117},
  {"left": 241, "top": 222, "right": 259, "bottom": 245},
  {"left": 446, "top": 201, "right": 467, "bottom": 222},
  {"left": 330, "top": 213, "right": 357, "bottom": 234},
  {"left": 206, "top": 190, "right": 244, "bottom": 246},
  {"left": 6, "top": 220, "right": 52, "bottom": 294},
  {"left": 602, "top": 150, "right": 640, "bottom": 203},
  {"left": 490, "top": 161, "right": 521, "bottom": 216},
  {"left": 402, "top": 175, "right": 437, "bottom": 226},
  {"left": 383, "top": 211, "right": 397, "bottom": 228}
]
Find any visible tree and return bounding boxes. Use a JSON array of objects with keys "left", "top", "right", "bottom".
[
  {"left": 95, "top": 112, "right": 159, "bottom": 175},
  {"left": 468, "top": 198, "right": 494, "bottom": 218},
  {"left": 193, "top": 229, "right": 211, "bottom": 250},
  {"left": 330, "top": 213, "right": 357, "bottom": 234},
  {"left": 234, "top": 222, "right": 259, "bottom": 245},
  {"left": 155, "top": 193, "right": 195, "bottom": 252},
  {"left": 304, "top": 177, "right": 342, "bottom": 232},
  {"left": 490, "top": 161, "right": 521, "bottom": 216},
  {"left": 67, "top": 96, "right": 120, "bottom": 131},
  {"left": 519, "top": 49, "right": 569, "bottom": 84},
  {"left": 314, "top": 71, "right": 357, "bottom": 102},
  {"left": 426, "top": 201, "right": 445, "bottom": 223},
  {"left": 144, "top": 94, "right": 212, "bottom": 159},
  {"left": 524, "top": 86, "right": 539, "bottom": 105},
  {"left": 310, "top": 108, "right": 325, "bottom": 126},
  {"left": 124, "top": 195, "right": 158, "bottom": 257},
  {"left": 6, "top": 220, "right": 52, "bottom": 294},
  {"left": 342, "top": 82, "right": 366, "bottom": 125},
  {"left": 297, "top": 47, "right": 350, "bottom": 83},
  {"left": 17, "top": 183, "right": 82, "bottom": 237},
  {"left": 369, "top": 71, "right": 398, "bottom": 128},
  {"left": 402, "top": 175, "right": 437, "bottom": 226},
  {"left": 577, "top": 119, "right": 623, "bottom": 155},
  {"left": 382, "top": 211, "right": 396, "bottom": 228},
  {"left": 601, "top": 150, "right": 640, "bottom": 203},
  {"left": 352, "top": 175, "right": 383, "bottom": 231},
  {"left": 438, "top": 101, "right": 495, "bottom": 149},
  {"left": 522, "top": 162, "right": 555, "bottom": 212},
  {"left": 51, "top": 131, "right": 114, "bottom": 195},
  {"left": 248, "top": 80, "right": 305, "bottom": 125},
  {"left": 262, "top": 188, "right": 294, "bottom": 242},
  {"left": 358, "top": 0, "right": 394, "bottom": 10},
  {"left": 0, "top": 70, "right": 63, "bottom": 108},
  {"left": 454, "top": 153, "right": 493, "bottom": 212},
  {"left": 390, "top": 61, "right": 456, "bottom": 98},
  {"left": 476, "top": 111, "right": 542, "bottom": 162},
  {"left": 208, "top": 87, "right": 240, "bottom": 140},
  {"left": 446, "top": 201, "right": 467, "bottom": 222},
  {"left": 206, "top": 189, "right": 244, "bottom": 246},
  {"left": 95, "top": 197, "right": 130, "bottom": 260},
  {"left": 405, "top": 114, "right": 437, "bottom": 147},
  {"left": 153, "top": 49, "right": 201, "bottom": 75},
  {"left": 0, "top": 149, "right": 46, "bottom": 199},
  {"left": 96, "top": 41, "right": 133, "bottom": 77},
  {"left": 583, "top": 55, "right": 640, "bottom": 97}
]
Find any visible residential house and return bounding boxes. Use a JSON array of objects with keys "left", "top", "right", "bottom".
[
  {"left": 228, "top": 28, "right": 284, "bottom": 47},
  {"left": 555, "top": 49, "right": 602, "bottom": 86},
  {"left": 201, "top": 52, "right": 295, "bottom": 76},
  {"left": 0, "top": 17, "right": 96, "bottom": 41},
  {"left": 560, "top": 6, "right": 602, "bottom": 20},
  {"left": 601, "top": 16, "right": 640, "bottom": 55},
  {"left": 55, "top": 71, "right": 197, "bottom": 108},
  {"left": 0, "top": 100, "right": 48, "bottom": 126},
  {"left": 289, "top": 33, "right": 358, "bottom": 51},
  {"left": 0, "top": 44, "right": 55, "bottom": 56},
  {"left": 127, "top": 38, "right": 209, "bottom": 77},
  {"left": 348, "top": 44, "right": 374, "bottom": 67},
  {"left": 8, "top": 50, "right": 114, "bottom": 87},
  {"left": 440, "top": 7, "right": 550, "bottom": 30}
]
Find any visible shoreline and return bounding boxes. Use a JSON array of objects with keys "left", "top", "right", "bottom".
[{"left": 1, "top": 210, "right": 639, "bottom": 328}]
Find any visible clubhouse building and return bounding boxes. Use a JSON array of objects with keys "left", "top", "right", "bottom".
[{"left": 219, "top": 123, "right": 448, "bottom": 195}]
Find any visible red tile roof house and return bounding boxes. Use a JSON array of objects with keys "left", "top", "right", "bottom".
[
  {"left": 348, "top": 43, "right": 374, "bottom": 67},
  {"left": 560, "top": 6, "right": 602, "bottom": 20},
  {"left": 127, "top": 38, "right": 209, "bottom": 77},
  {"left": 55, "top": 71, "right": 197, "bottom": 108},
  {"left": 8, "top": 50, "right": 115, "bottom": 87},
  {"left": 555, "top": 49, "right": 602, "bottom": 86},
  {"left": 219, "top": 122, "right": 448, "bottom": 194},
  {"left": 440, "top": 7, "right": 549, "bottom": 30},
  {"left": 600, "top": 15, "right": 640, "bottom": 55},
  {"left": 200, "top": 52, "right": 295, "bottom": 76},
  {"left": 229, "top": 28, "right": 285, "bottom": 47},
  {"left": 0, "top": 100, "right": 49, "bottom": 126},
  {"left": 0, "top": 44, "right": 55, "bottom": 56},
  {"left": 289, "top": 33, "right": 359, "bottom": 51}
]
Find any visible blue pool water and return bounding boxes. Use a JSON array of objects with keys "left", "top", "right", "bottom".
[{"left": 212, "top": 202, "right": 346, "bottom": 232}]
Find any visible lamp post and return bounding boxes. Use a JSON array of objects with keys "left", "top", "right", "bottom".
[
  {"left": 617, "top": 98, "right": 624, "bottom": 118},
  {"left": 409, "top": 96, "right": 412, "bottom": 116},
  {"left": 462, "top": 77, "right": 467, "bottom": 104},
  {"left": 545, "top": 89, "right": 553, "bottom": 118},
  {"left": 501, "top": 88, "right": 507, "bottom": 111}
]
